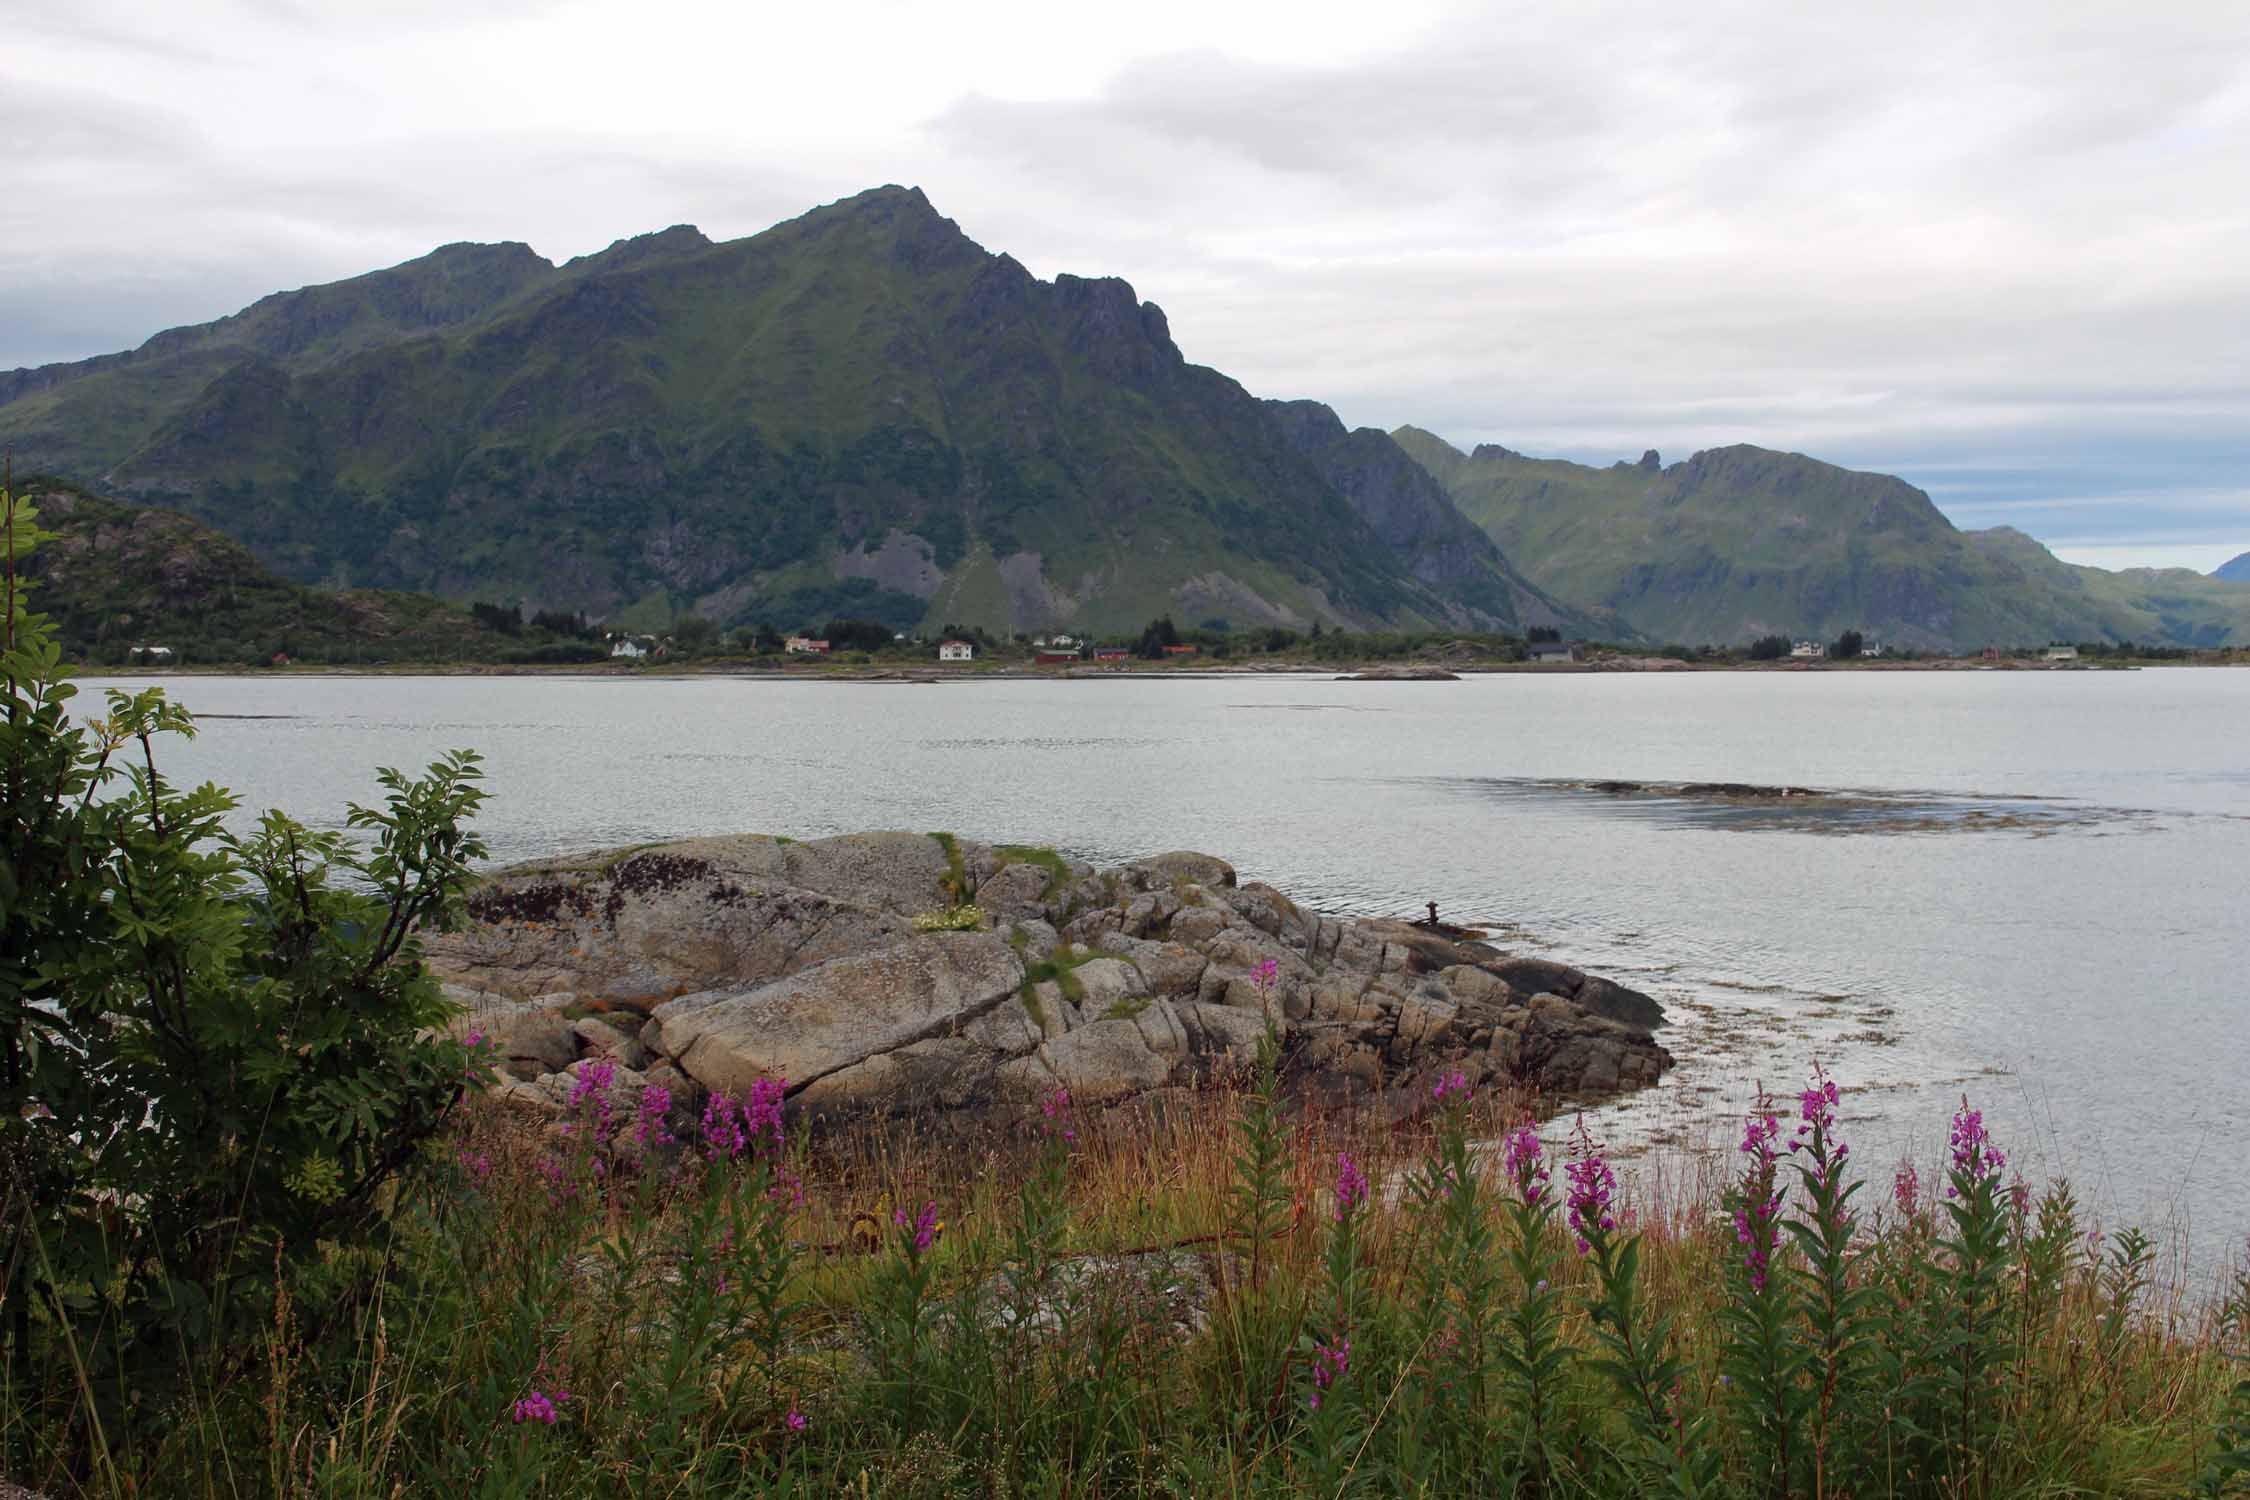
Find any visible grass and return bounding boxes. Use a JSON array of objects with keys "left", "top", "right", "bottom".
[{"left": 9, "top": 1076, "right": 2246, "bottom": 1498}]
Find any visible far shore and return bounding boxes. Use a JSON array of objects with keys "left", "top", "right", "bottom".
[{"left": 67, "top": 652, "right": 2240, "bottom": 682}]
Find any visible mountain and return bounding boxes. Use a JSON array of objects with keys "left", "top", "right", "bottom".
[
  {"left": 0, "top": 188, "right": 1558, "bottom": 638},
  {"left": 1393, "top": 428, "right": 2250, "bottom": 650},
  {"left": 13, "top": 479, "right": 524, "bottom": 664},
  {"left": 2214, "top": 551, "right": 2250, "bottom": 583},
  {"left": 1963, "top": 527, "right": 2250, "bottom": 648},
  {"left": 1260, "top": 401, "right": 1609, "bottom": 636}
]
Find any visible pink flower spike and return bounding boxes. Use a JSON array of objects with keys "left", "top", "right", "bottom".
[{"left": 1334, "top": 1152, "right": 1369, "bottom": 1219}]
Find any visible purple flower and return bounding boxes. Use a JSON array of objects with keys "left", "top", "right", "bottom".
[
  {"left": 743, "top": 1076, "right": 787, "bottom": 1149},
  {"left": 1308, "top": 1335, "right": 1351, "bottom": 1407},
  {"left": 457, "top": 1149, "right": 492, "bottom": 1187},
  {"left": 1733, "top": 1102, "right": 1784, "bottom": 1290},
  {"left": 1893, "top": 1161, "right": 1921, "bottom": 1217},
  {"left": 511, "top": 1386, "right": 569, "bottom": 1425},
  {"left": 1431, "top": 1068, "right": 1470, "bottom": 1106},
  {"left": 1041, "top": 1085, "right": 1077, "bottom": 1143},
  {"left": 1947, "top": 1097, "right": 2006, "bottom": 1193},
  {"left": 462, "top": 1029, "right": 494, "bottom": 1084},
  {"left": 784, "top": 1407, "right": 807, "bottom": 1433},
  {"left": 1502, "top": 1122, "right": 1551, "bottom": 1206},
  {"left": 895, "top": 1200, "right": 939, "bottom": 1253},
  {"left": 569, "top": 1058, "right": 619, "bottom": 1144},
  {"left": 1252, "top": 957, "right": 1281, "bottom": 998},
  {"left": 701, "top": 1090, "right": 748, "bottom": 1160},
  {"left": 633, "top": 1085, "right": 675, "bottom": 1149},
  {"left": 1333, "top": 1152, "right": 1370, "bottom": 1219},
  {"left": 1564, "top": 1118, "right": 1616, "bottom": 1255}
]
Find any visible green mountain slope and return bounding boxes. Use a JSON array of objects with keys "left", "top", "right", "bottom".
[
  {"left": 14, "top": 480, "right": 521, "bottom": 664},
  {"left": 1964, "top": 527, "right": 2250, "bottom": 648},
  {"left": 0, "top": 188, "right": 1547, "bottom": 637},
  {"left": 1393, "top": 427, "right": 2250, "bottom": 650}
]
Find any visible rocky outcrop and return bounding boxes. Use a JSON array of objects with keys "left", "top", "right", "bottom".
[{"left": 431, "top": 832, "right": 1672, "bottom": 1128}]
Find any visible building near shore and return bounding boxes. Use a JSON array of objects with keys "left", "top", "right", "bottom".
[
  {"left": 1790, "top": 640, "right": 1826, "bottom": 659},
  {"left": 129, "top": 644, "right": 175, "bottom": 663},
  {"left": 608, "top": 636, "right": 649, "bottom": 659},
  {"left": 1528, "top": 642, "right": 1579, "bottom": 663},
  {"left": 939, "top": 640, "right": 975, "bottom": 662},
  {"left": 2046, "top": 644, "right": 2080, "bottom": 661},
  {"left": 786, "top": 637, "right": 831, "bottom": 655}
]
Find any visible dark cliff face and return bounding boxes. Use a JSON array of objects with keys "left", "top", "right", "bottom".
[
  {"left": 1261, "top": 400, "right": 1603, "bottom": 633},
  {"left": 0, "top": 187, "right": 1521, "bottom": 634}
]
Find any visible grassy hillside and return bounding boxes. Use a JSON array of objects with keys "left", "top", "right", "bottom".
[
  {"left": 0, "top": 190, "right": 1549, "bottom": 638},
  {"left": 14, "top": 479, "right": 532, "bottom": 665},
  {"left": 1395, "top": 427, "right": 2250, "bottom": 650}
]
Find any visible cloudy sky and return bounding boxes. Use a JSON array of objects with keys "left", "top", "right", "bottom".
[{"left": 10, "top": 0, "right": 2247, "bottom": 569}]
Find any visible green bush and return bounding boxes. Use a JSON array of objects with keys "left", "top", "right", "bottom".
[{"left": 1, "top": 480, "right": 490, "bottom": 1467}]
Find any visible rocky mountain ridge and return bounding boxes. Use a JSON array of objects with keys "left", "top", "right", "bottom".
[{"left": 0, "top": 188, "right": 1589, "bottom": 640}]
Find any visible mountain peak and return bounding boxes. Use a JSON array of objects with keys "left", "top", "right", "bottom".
[{"left": 2214, "top": 550, "right": 2250, "bottom": 582}]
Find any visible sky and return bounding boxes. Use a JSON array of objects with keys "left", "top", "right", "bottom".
[{"left": 8, "top": 0, "right": 2248, "bottom": 572}]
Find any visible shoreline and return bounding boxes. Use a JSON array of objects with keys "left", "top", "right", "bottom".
[{"left": 65, "top": 655, "right": 2232, "bottom": 683}]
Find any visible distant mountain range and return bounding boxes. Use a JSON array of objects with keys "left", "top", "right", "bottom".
[
  {"left": 1393, "top": 430, "right": 2250, "bottom": 650},
  {"left": 1, "top": 185, "right": 2239, "bottom": 651},
  {"left": 2215, "top": 551, "right": 2250, "bottom": 583},
  {"left": 0, "top": 187, "right": 1588, "bottom": 640}
]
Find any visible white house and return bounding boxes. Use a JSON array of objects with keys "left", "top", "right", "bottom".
[
  {"left": 2045, "top": 645, "right": 2080, "bottom": 661},
  {"left": 129, "top": 644, "right": 175, "bottom": 664},
  {"left": 1790, "top": 640, "right": 1826, "bottom": 659},
  {"left": 785, "top": 637, "right": 831, "bottom": 655},
  {"left": 1860, "top": 642, "right": 1886, "bottom": 658},
  {"left": 939, "top": 639, "right": 975, "bottom": 662},
  {"left": 1527, "top": 642, "right": 1579, "bottom": 663},
  {"left": 1049, "top": 634, "right": 1079, "bottom": 649},
  {"left": 608, "top": 637, "right": 648, "bottom": 660}
]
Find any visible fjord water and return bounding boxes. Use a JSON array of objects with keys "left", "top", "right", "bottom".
[{"left": 92, "top": 668, "right": 2250, "bottom": 1269}]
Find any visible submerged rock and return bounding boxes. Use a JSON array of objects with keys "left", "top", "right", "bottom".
[{"left": 428, "top": 831, "right": 1673, "bottom": 1126}]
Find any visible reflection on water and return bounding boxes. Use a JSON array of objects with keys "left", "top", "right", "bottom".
[
  {"left": 73, "top": 667, "right": 2250, "bottom": 1275},
  {"left": 1443, "top": 775, "right": 2158, "bottom": 836}
]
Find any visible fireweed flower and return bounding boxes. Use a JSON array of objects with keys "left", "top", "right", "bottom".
[
  {"left": 457, "top": 1149, "right": 493, "bottom": 1187},
  {"left": 569, "top": 1059, "right": 618, "bottom": 1145},
  {"left": 1564, "top": 1121, "right": 1617, "bottom": 1254},
  {"left": 1334, "top": 1153, "right": 1370, "bottom": 1219},
  {"left": 1733, "top": 1104, "right": 1784, "bottom": 1291},
  {"left": 1432, "top": 1068, "right": 1470, "bottom": 1105},
  {"left": 1947, "top": 1098, "right": 2006, "bottom": 1194},
  {"left": 1041, "top": 1085, "right": 1077, "bottom": 1143},
  {"left": 784, "top": 1407, "right": 807, "bottom": 1433},
  {"left": 1893, "top": 1161, "right": 1921, "bottom": 1218},
  {"left": 511, "top": 1386, "right": 570, "bottom": 1425},
  {"left": 701, "top": 1091, "right": 748, "bottom": 1160},
  {"left": 633, "top": 1085, "right": 675, "bottom": 1149},
  {"left": 1502, "top": 1122, "right": 1551, "bottom": 1205},
  {"left": 743, "top": 1076, "right": 787, "bottom": 1152},
  {"left": 895, "top": 1200, "right": 939, "bottom": 1253},
  {"left": 1308, "top": 1335, "right": 1351, "bottom": 1408}
]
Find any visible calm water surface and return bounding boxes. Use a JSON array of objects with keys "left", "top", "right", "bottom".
[{"left": 84, "top": 668, "right": 2250, "bottom": 1273}]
